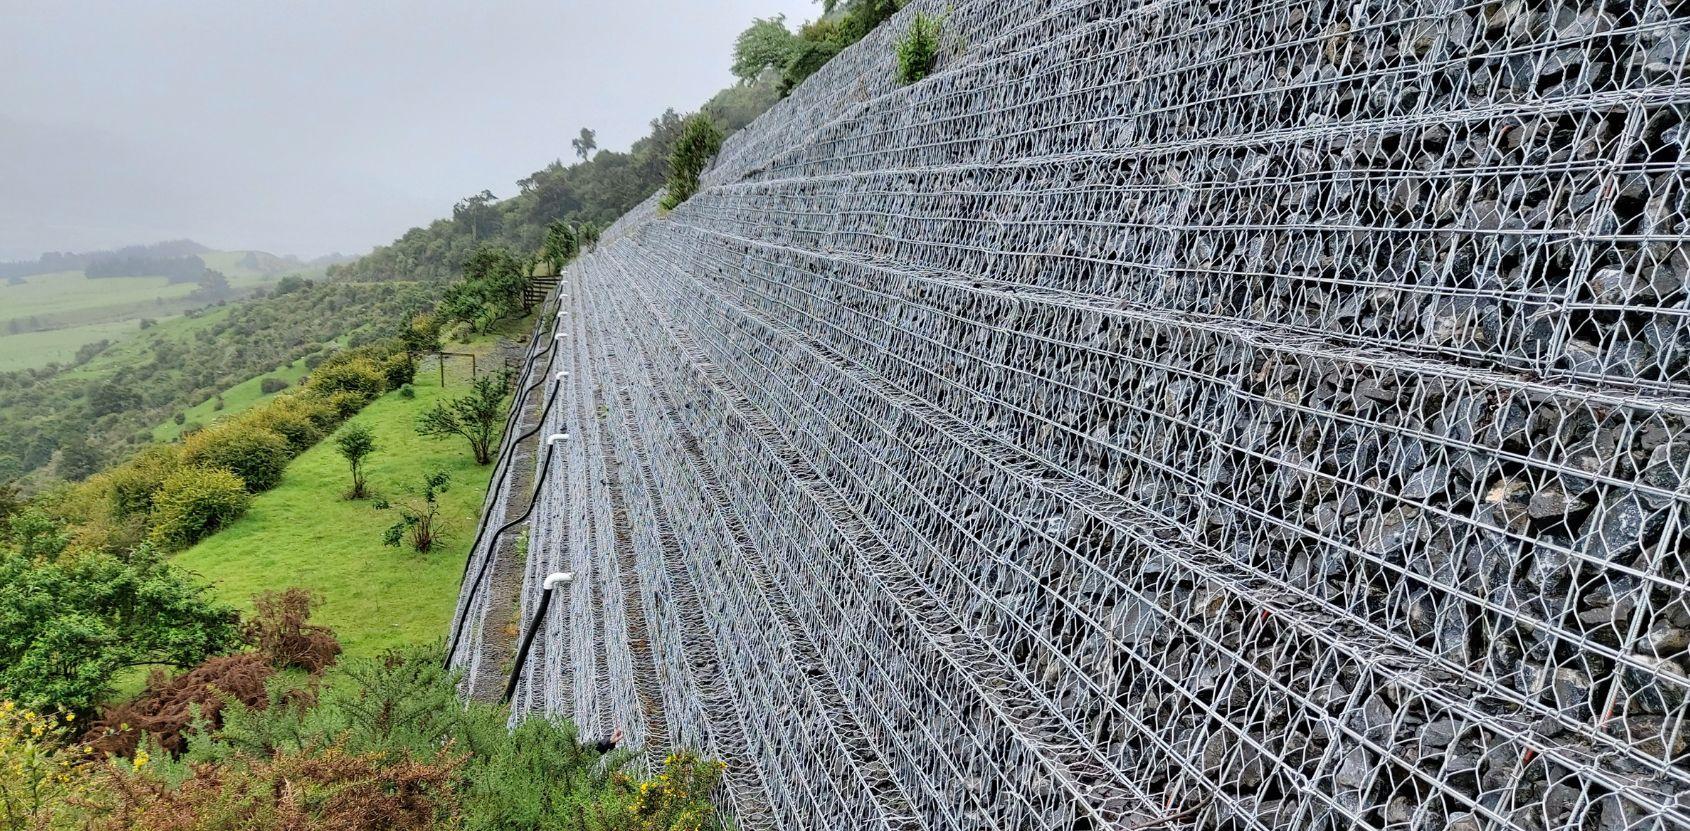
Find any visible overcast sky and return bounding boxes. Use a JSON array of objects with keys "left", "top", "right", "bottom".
[{"left": 0, "top": 0, "right": 816, "bottom": 261}]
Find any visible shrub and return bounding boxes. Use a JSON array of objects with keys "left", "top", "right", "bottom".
[
  {"left": 181, "top": 423, "right": 290, "bottom": 493},
  {"left": 659, "top": 114, "right": 724, "bottom": 211},
  {"left": 82, "top": 653, "right": 275, "bottom": 758},
  {"left": 172, "top": 412, "right": 185, "bottom": 425},
  {"left": 383, "top": 471, "right": 449, "bottom": 553},
  {"left": 0, "top": 544, "right": 240, "bottom": 714},
  {"left": 318, "top": 389, "right": 368, "bottom": 419},
  {"left": 382, "top": 353, "right": 415, "bottom": 389},
  {"left": 305, "top": 357, "right": 386, "bottom": 402},
  {"left": 0, "top": 702, "right": 93, "bottom": 831},
  {"left": 895, "top": 11, "right": 942, "bottom": 85},
  {"left": 258, "top": 377, "right": 288, "bottom": 394},
  {"left": 241, "top": 588, "right": 342, "bottom": 674},
  {"left": 147, "top": 466, "right": 252, "bottom": 550},
  {"left": 399, "top": 384, "right": 416, "bottom": 399},
  {"left": 103, "top": 445, "right": 183, "bottom": 520},
  {"left": 237, "top": 397, "right": 324, "bottom": 455},
  {"left": 92, "top": 744, "right": 460, "bottom": 831}
]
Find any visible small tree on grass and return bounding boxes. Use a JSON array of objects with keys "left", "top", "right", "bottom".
[
  {"left": 659, "top": 114, "right": 724, "bottom": 211},
  {"left": 383, "top": 471, "right": 449, "bottom": 553},
  {"left": 415, "top": 372, "right": 511, "bottom": 464},
  {"left": 335, "top": 423, "right": 377, "bottom": 499}
]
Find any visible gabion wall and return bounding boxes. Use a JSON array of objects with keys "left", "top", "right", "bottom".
[{"left": 458, "top": 1, "right": 1690, "bottom": 828}]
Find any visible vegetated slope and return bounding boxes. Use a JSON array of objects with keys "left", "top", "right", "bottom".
[
  {"left": 0, "top": 279, "right": 431, "bottom": 484},
  {"left": 474, "top": 2, "right": 1690, "bottom": 830},
  {"left": 150, "top": 354, "right": 316, "bottom": 442},
  {"left": 0, "top": 245, "right": 327, "bottom": 373},
  {"left": 175, "top": 335, "right": 508, "bottom": 662},
  {"left": 329, "top": 77, "right": 782, "bottom": 284}
]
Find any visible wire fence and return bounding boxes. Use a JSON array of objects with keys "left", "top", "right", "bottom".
[{"left": 462, "top": 0, "right": 1690, "bottom": 828}]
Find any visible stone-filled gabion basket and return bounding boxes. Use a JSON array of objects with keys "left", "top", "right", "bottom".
[{"left": 456, "top": 1, "right": 1690, "bottom": 828}]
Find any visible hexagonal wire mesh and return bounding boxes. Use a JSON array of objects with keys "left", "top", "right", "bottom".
[{"left": 454, "top": 1, "right": 1690, "bottom": 828}]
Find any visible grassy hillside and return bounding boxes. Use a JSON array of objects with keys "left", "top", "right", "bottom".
[
  {"left": 0, "top": 253, "right": 304, "bottom": 373},
  {"left": 150, "top": 353, "right": 316, "bottom": 441},
  {"left": 0, "top": 280, "right": 432, "bottom": 484},
  {"left": 172, "top": 329, "right": 517, "bottom": 661}
]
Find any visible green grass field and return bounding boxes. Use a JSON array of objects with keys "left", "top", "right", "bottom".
[
  {"left": 152, "top": 355, "right": 315, "bottom": 441},
  {"left": 0, "top": 318, "right": 148, "bottom": 372},
  {"left": 0, "top": 254, "right": 299, "bottom": 372},
  {"left": 172, "top": 333, "right": 517, "bottom": 662}
]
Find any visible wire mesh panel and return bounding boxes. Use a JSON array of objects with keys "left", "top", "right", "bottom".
[{"left": 463, "top": 0, "right": 1690, "bottom": 828}]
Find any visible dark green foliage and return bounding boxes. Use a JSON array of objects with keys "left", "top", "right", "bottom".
[
  {"left": 0, "top": 540, "right": 240, "bottom": 714},
  {"left": 56, "top": 434, "right": 103, "bottom": 481},
  {"left": 441, "top": 246, "right": 527, "bottom": 333},
  {"left": 147, "top": 466, "right": 252, "bottom": 550},
  {"left": 381, "top": 353, "right": 415, "bottom": 389},
  {"left": 895, "top": 10, "right": 942, "bottom": 85},
  {"left": 259, "top": 377, "right": 289, "bottom": 394},
  {"left": 335, "top": 423, "right": 377, "bottom": 500},
  {"left": 542, "top": 221, "right": 579, "bottom": 273},
  {"left": 732, "top": 16, "right": 798, "bottom": 82},
  {"left": 181, "top": 423, "right": 291, "bottom": 493},
  {"left": 780, "top": 0, "right": 905, "bottom": 94},
  {"left": 571, "top": 127, "right": 597, "bottom": 162},
  {"left": 415, "top": 372, "right": 511, "bottom": 464},
  {"left": 659, "top": 114, "right": 725, "bottom": 212},
  {"left": 399, "top": 384, "right": 416, "bottom": 400}
]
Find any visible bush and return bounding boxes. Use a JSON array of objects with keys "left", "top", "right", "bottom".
[
  {"left": 659, "top": 114, "right": 724, "bottom": 211},
  {"left": 103, "top": 445, "right": 183, "bottom": 520},
  {"left": 181, "top": 423, "right": 290, "bottom": 493},
  {"left": 0, "top": 702, "right": 93, "bottom": 831},
  {"left": 93, "top": 743, "right": 459, "bottom": 831},
  {"left": 399, "top": 384, "right": 416, "bottom": 399},
  {"left": 0, "top": 543, "right": 240, "bottom": 714},
  {"left": 382, "top": 353, "right": 415, "bottom": 389},
  {"left": 237, "top": 398, "right": 324, "bottom": 456},
  {"left": 895, "top": 11, "right": 942, "bottom": 85},
  {"left": 258, "top": 377, "right": 289, "bottom": 395},
  {"left": 305, "top": 357, "right": 386, "bottom": 403},
  {"left": 242, "top": 588, "right": 342, "bottom": 674},
  {"left": 317, "top": 389, "right": 368, "bottom": 419},
  {"left": 147, "top": 466, "right": 252, "bottom": 550}
]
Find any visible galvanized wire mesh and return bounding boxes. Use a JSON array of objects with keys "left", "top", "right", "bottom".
[{"left": 460, "top": 0, "right": 1690, "bottom": 828}]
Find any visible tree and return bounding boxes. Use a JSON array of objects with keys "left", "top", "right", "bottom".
[
  {"left": 542, "top": 221, "right": 579, "bottom": 273},
  {"left": 452, "top": 190, "right": 502, "bottom": 242},
  {"left": 659, "top": 114, "right": 725, "bottom": 211},
  {"left": 571, "top": 127, "right": 598, "bottom": 161},
  {"left": 55, "top": 434, "right": 102, "bottom": 481},
  {"left": 415, "top": 372, "right": 511, "bottom": 464},
  {"left": 895, "top": 11, "right": 943, "bottom": 85},
  {"left": 382, "top": 470, "right": 449, "bottom": 553},
  {"left": 0, "top": 541, "right": 240, "bottom": 714},
  {"left": 335, "top": 423, "right": 377, "bottom": 500},
  {"left": 732, "top": 16, "right": 797, "bottom": 83}
]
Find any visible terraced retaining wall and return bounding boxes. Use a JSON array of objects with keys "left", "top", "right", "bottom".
[{"left": 452, "top": 1, "right": 1690, "bottom": 828}]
